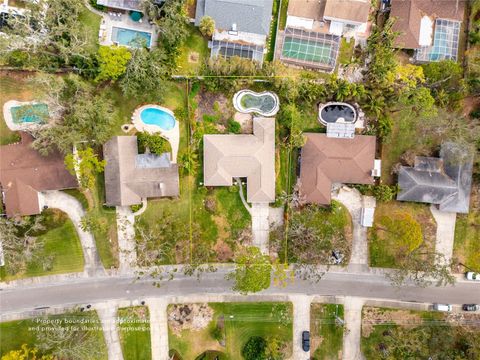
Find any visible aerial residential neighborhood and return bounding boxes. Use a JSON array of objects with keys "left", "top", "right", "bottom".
[{"left": 0, "top": 0, "right": 479, "bottom": 359}]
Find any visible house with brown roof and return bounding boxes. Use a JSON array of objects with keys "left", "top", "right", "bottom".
[
  {"left": 390, "top": 0, "right": 465, "bottom": 61},
  {"left": 277, "top": 0, "right": 371, "bottom": 71},
  {"left": 298, "top": 134, "right": 377, "bottom": 205},
  {"left": 0, "top": 132, "right": 78, "bottom": 217},
  {"left": 203, "top": 117, "right": 275, "bottom": 203},
  {"left": 103, "top": 136, "right": 179, "bottom": 206}
]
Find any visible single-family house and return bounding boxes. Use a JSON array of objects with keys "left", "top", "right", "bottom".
[
  {"left": 195, "top": 0, "right": 274, "bottom": 64},
  {"left": 390, "top": 0, "right": 465, "bottom": 62},
  {"left": 277, "top": 0, "right": 371, "bottom": 71},
  {"left": 203, "top": 117, "right": 275, "bottom": 203},
  {"left": 0, "top": 132, "right": 78, "bottom": 217},
  {"left": 103, "top": 136, "right": 179, "bottom": 206},
  {"left": 397, "top": 142, "right": 473, "bottom": 213},
  {"left": 298, "top": 133, "right": 377, "bottom": 205}
]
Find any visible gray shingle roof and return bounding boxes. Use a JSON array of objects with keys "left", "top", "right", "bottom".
[
  {"left": 104, "top": 136, "right": 179, "bottom": 206},
  {"left": 195, "top": 0, "right": 274, "bottom": 36},
  {"left": 397, "top": 142, "right": 473, "bottom": 213}
]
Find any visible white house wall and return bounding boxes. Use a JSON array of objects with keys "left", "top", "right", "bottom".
[
  {"left": 213, "top": 30, "right": 266, "bottom": 46},
  {"left": 286, "top": 15, "right": 314, "bottom": 31}
]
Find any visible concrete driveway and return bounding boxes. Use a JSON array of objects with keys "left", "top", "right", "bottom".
[{"left": 430, "top": 205, "right": 457, "bottom": 265}]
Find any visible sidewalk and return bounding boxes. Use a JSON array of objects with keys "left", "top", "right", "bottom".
[{"left": 147, "top": 298, "right": 169, "bottom": 360}]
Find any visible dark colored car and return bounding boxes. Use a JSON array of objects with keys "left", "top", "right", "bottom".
[
  {"left": 302, "top": 331, "right": 310, "bottom": 352},
  {"left": 462, "top": 304, "right": 480, "bottom": 312}
]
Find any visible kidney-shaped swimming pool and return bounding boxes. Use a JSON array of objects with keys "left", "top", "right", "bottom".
[{"left": 140, "top": 106, "right": 176, "bottom": 131}]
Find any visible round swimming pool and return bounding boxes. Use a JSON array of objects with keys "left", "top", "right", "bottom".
[
  {"left": 318, "top": 102, "right": 357, "bottom": 125},
  {"left": 140, "top": 107, "right": 176, "bottom": 130}
]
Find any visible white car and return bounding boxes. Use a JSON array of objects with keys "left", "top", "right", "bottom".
[{"left": 465, "top": 272, "right": 480, "bottom": 281}]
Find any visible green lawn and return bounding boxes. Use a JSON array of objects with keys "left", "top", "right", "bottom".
[
  {"left": 311, "top": 304, "right": 344, "bottom": 360},
  {"left": 169, "top": 302, "right": 293, "bottom": 360},
  {"left": 338, "top": 38, "right": 355, "bottom": 66},
  {"left": 369, "top": 202, "right": 436, "bottom": 268},
  {"left": 118, "top": 307, "right": 152, "bottom": 360},
  {"left": 1, "top": 209, "right": 84, "bottom": 281},
  {"left": 177, "top": 24, "right": 209, "bottom": 75},
  {"left": 0, "top": 311, "right": 108, "bottom": 358},
  {"left": 79, "top": 5, "right": 102, "bottom": 52},
  {"left": 453, "top": 208, "right": 480, "bottom": 271},
  {"left": 90, "top": 173, "right": 119, "bottom": 270}
]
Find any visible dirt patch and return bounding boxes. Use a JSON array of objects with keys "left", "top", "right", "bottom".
[
  {"left": 168, "top": 303, "right": 214, "bottom": 336},
  {"left": 234, "top": 112, "right": 253, "bottom": 133},
  {"left": 362, "top": 307, "right": 422, "bottom": 337},
  {"left": 462, "top": 95, "right": 480, "bottom": 119},
  {"left": 213, "top": 239, "right": 234, "bottom": 262},
  {"left": 195, "top": 91, "right": 234, "bottom": 123},
  {"left": 446, "top": 312, "right": 480, "bottom": 330},
  {"left": 188, "top": 52, "right": 199, "bottom": 63},
  {"left": 213, "top": 215, "right": 230, "bottom": 241}
]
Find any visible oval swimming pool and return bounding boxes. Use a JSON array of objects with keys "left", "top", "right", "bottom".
[
  {"left": 318, "top": 102, "right": 357, "bottom": 124},
  {"left": 140, "top": 107, "right": 176, "bottom": 130}
]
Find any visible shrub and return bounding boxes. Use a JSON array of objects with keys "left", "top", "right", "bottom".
[
  {"left": 372, "top": 184, "right": 397, "bottom": 202},
  {"left": 137, "top": 132, "right": 172, "bottom": 155},
  {"left": 199, "top": 16, "right": 215, "bottom": 37},
  {"left": 7, "top": 50, "right": 29, "bottom": 67},
  {"left": 242, "top": 336, "right": 266, "bottom": 360},
  {"left": 227, "top": 119, "right": 241, "bottom": 133},
  {"left": 470, "top": 108, "right": 480, "bottom": 119},
  {"left": 210, "top": 325, "right": 223, "bottom": 341}
]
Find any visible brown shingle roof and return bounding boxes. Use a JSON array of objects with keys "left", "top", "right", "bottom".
[
  {"left": 0, "top": 132, "right": 78, "bottom": 217},
  {"left": 323, "top": 0, "right": 370, "bottom": 24},
  {"left": 391, "top": 0, "right": 465, "bottom": 49},
  {"left": 103, "top": 136, "right": 179, "bottom": 206},
  {"left": 287, "top": 0, "right": 327, "bottom": 22},
  {"left": 299, "top": 134, "right": 376, "bottom": 205},
  {"left": 203, "top": 117, "right": 275, "bottom": 203}
]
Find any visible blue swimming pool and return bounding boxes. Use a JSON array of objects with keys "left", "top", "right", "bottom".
[
  {"left": 112, "top": 27, "right": 152, "bottom": 48},
  {"left": 140, "top": 107, "right": 176, "bottom": 130},
  {"left": 11, "top": 103, "right": 48, "bottom": 124}
]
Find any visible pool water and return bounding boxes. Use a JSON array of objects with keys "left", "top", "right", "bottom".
[
  {"left": 321, "top": 104, "right": 356, "bottom": 123},
  {"left": 11, "top": 103, "right": 48, "bottom": 123},
  {"left": 140, "top": 107, "right": 175, "bottom": 130},
  {"left": 240, "top": 94, "right": 276, "bottom": 114},
  {"left": 112, "top": 27, "right": 151, "bottom": 48}
]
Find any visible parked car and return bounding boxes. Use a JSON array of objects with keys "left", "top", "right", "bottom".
[
  {"left": 462, "top": 304, "right": 480, "bottom": 312},
  {"left": 465, "top": 272, "right": 480, "bottom": 281},
  {"left": 302, "top": 331, "right": 310, "bottom": 352},
  {"left": 432, "top": 303, "right": 452, "bottom": 312}
]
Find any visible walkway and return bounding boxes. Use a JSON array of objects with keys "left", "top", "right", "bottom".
[
  {"left": 290, "top": 295, "right": 312, "bottom": 360},
  {"left": 251, "top": 203, "right": 270, "bottom": 254},
  {"left": 342, "top": 297, "right": 365, "bottom": 360},
  {"left": 97, "top": 304, "right": 124, "bottom": 360},
  {"left": 38, "top": 191, "right": 104, "bottom": 276},
  {"left": 147, "top": 298, "right": 169, "bottom": 360},
  {"left": 332, "top": 187, "right": 369, "bottom": 268},
  {"left": 116, "top": 206, "right": 137, "bottom": 274},
  {"left": 430, "top": 206, "right": 457, "bottom": 266}
]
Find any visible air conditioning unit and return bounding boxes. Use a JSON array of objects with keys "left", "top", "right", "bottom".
[{"left": 371, "top": 159, "right": 381, "bottom": 177}]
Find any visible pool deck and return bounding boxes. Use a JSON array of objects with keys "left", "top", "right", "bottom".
[
  {"left": 2, "top": 100, "right": 47, "bottom": 131},
  {"left": 131, "top": 105, "right": 180, "bottom": 163},
  {"left": 98, "top": 10, "right": 158, "bottom": 48}
]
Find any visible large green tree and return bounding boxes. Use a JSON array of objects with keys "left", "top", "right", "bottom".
[
  {"left": 95, "top": 46, "right": 132, "bottom": 82},
  {"left": 227, "top": 246, "right": 272, "bottom": 294}
]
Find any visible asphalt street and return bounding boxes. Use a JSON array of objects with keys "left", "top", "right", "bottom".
[{"left": 1, "top": 270, "right": 479, "bottom": 316}]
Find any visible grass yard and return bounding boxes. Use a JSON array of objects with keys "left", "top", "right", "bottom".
[
  {"left": 369, "top": 202, "right": 436, "bottom": 268},
  {"left": 118, "top": 306, "right": 152, "bottom": 360},
  {"left": 361, "top": 307, "right": 480, "bottom": 360},
  {"left": 168, "top": 302, "right": 293, "bottom": 360},
  {"left": 1, "top": 209, "right": 84, "bottom": 281},
  {"left": 279, "top": 0, "right": 289, "bottom": 30},
  {"left": 338, "top": 38, "right": 355, "bottom": 66},
  {"left": 311, "top": 304, "right": 344, "bottom": 360},
  {"left": 177, "top": 24, "right": 209, "bottom": 75},
  {"left": 0, "top": 311, "right": 108, "bottom": 358},
  {"left": 453, "top": 188, "right": 480, "bottom": 272},
  {"left": 89, "top": 173, "right": 119, "bottom": 269},
  {"left": 79, "top": 5, "right": 102, "bottom": 52}
]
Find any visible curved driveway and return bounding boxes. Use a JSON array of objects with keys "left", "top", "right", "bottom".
[{"left": 1, "top": 269, "right": 479, "bottom": 317}]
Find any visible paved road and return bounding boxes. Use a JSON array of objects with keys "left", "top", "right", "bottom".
[{"left": 1, "top": 270, "right": 479, "bottom": 316}]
